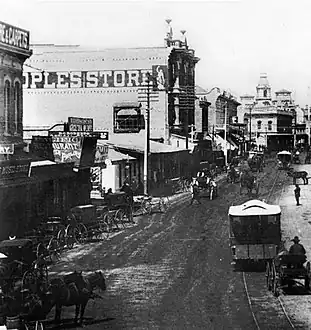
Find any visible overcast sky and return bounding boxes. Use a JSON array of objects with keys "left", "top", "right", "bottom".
[{"left": 3, "top": 0, "right": 311, "bottom": 106}]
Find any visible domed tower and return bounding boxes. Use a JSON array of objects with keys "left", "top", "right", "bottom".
[{"left": 256, "top": 73, "right": 272, "bottom": 102}]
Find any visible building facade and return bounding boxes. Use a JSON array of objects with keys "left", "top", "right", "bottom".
[
  {"left": 22, "top": 21, "right": 199, "bottom": 146},
  {"left": 238, "top": 73, "right": 295, "bottom": 151}
]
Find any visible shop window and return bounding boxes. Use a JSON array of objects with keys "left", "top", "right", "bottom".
[
  {"left": 257, "top": 120, "right": 262, "bottom": 130},
  {"left": 14, "top": 81, "right": 21, "bottom": 134},
  {"left": 268, "top": 120, "right": 272, "bottom": 131},
  {"left": 4, "top": 80, "right": 10, "bottom": 134}
]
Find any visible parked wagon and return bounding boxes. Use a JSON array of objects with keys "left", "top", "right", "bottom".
[
  {"left": 194, "top": 174, "right": 218, "bottom": 200},
  {"left": 228, "top": 200, "right": 282, "bottom": 269},
  {"left": 266, "top": 253, "right": 311, "bottom": 297},
  {"left": 0, "top": 239, "right": 48, "bottom": 295}
]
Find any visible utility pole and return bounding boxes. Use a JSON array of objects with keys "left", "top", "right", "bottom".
[
  {"left": 143, "top": 74, "right": 151, "bottom": 196},
  {"left": 224, "top": 102, "right": 228, "bottom": 166},
  {"left": 249, "top": 104, "right": 252, "bottom": 151}
]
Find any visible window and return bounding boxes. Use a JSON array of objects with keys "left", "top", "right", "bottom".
[
  {"left": 257, "top": 120, "right": 262, "bottom": 130},
  {"left": 268, "top": 120, "right": 272, "bottom": 131},
  {"left": 4, "top": 80, "right": 10, "bottom": 134},
  {"left": 113, "top": 106, "right": 144, "bottom": 133},
  {"left": 263, "top": 89, "right": 267, "bottom": 98},
  {"left": 14, "top": 81, "right": 21, "bottom": 134}
]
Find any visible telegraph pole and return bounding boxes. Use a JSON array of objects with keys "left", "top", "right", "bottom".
[
  {"left": 249, "top": 104, "right": 252, "bottom": 150},
  {"left": 224, "top": 102, "right": 228, "bottom": 166},
  {"left": 144, "top": 75, "right": 151, "bottom": 196}
]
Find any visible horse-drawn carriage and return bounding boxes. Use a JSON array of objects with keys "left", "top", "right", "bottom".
[
  {"left": 277, "top": 151, "right": 292, "bottom": 170},
  {"left": 193, "top": 172, "right": 218, "bottom": 200},
  {"left": 247, "top": 151, "right": 264, "bottom": 172},
  {"left": 228, "top": 200, "right": 282, "bottom": 269},
  {"left": 0, "top": 238, "right": 48, "bottom": 296},
  {"left": 266, "top": 253, "right": 311, "bottom": 297},
  {"left": 227, "top": 156, "right": 243, "bottom": 183},
  {"left": 239, "top": 170, "right": 259, "bottom": 195}
]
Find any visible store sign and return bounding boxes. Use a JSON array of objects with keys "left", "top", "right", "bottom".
[
  {"left": 0, "top": 144, "right": 14, "bottom": 155},
  {"left": 0, "top": 159, "right": 31, "bottom": 180},
  {"left": 23, "top": 67, "right": 167, "bottom": 89},
  {"left": 0, "top": 21, "right": 29, "bottom": 51},
  {"left": 68, "top": 117, "right": 93, "bottom": 132}
]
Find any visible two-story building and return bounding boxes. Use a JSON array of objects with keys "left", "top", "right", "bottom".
[{"left": 238, "top": 73, "right": 294, "bottom": 151}]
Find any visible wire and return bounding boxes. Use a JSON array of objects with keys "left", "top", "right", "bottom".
[{"left": 24, "top": 63, "right": 44, "bottom": 72}]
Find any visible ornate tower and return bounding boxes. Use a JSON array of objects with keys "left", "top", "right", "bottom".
[{"left": 256, "top": 73, "right": 272, "bottom": 102}]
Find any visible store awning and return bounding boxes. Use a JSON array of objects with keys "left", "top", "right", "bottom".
[
  {"left": 107, "top": 149, "right": 136, "bottom": 164},
  {"left": 30, "top": 161, "right": 75, "bottom": 180}
]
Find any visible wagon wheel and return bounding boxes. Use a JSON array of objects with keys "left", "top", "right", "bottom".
[
  {"left": 98, "top": 219, "right": 110, "bottom": 240},
  {"left": 33, "top": 263, "right": 49, "bottom": 293},
  {"left": 76, "top": 223, "right": 88, "bottom": 243},
  {"left": 266, "top": 260, "right": 272, "bottom": 291},
  {"left": 65, "top": 224, "right": 76, "bottom": 249},
  {"left": 57, "top": 227, "right": 67, "bottom": 249},
  {"left": 115, "top": 209, "right": 127, "bottom": 229},
  {"left": 36, "top": 242, "right": 47, "bottom": 260},
  {"left": 305, "top": 261, "right": 311, "bottom": 290},
  {"left": 46, "top": 237, "right": 61, "bottom": 264},
  {"left": 22, "top": 269, "right": 37, "bottom": 292}
]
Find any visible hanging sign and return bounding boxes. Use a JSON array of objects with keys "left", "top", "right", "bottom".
[{"left": 0, "top": 144, "right": 14, "bottom": 155}]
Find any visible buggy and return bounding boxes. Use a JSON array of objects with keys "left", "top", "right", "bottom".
[{"left": 266, "top": 253, "right": 311, "bottom": 297}]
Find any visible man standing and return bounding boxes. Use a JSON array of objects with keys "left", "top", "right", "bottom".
[
  {"left": 190, "top": 180, "right": 201, "bottom": 205},
  {"left": 294, "top": 184, "right": 301, "bottom": 206}
]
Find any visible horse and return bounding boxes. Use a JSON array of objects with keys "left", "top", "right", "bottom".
[
  {"left": 240, "top": 171, "right": 258, "bottom": 195},
  {"left": 49, "top": 270, "right": 106, "bottom": 325},
  {"left": 287, "top": 170, "right": 309, "bottom": 185}
]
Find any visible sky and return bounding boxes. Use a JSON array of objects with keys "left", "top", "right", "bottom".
[{"left": 2, "top": 0, "right": 311, "bottom": 106}]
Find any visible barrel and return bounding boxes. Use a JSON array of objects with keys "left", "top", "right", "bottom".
[{"left": 6, "top": 315, "right": 21, "bottom": 329}]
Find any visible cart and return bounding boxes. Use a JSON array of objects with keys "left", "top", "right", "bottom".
[{"left": 266, "top": 254, "right": 311, "bottom": 297}]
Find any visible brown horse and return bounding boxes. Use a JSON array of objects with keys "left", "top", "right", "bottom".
[{"left": 49, "top": 270, "right": 106, "bottom": 325}]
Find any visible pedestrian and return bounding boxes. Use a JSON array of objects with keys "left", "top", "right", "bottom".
[
  {"left": 190, "top": 179, "right": 201, "bottom": 205},
  {"left": 294, "top": 184, "right": 301, "bottom": 206}
]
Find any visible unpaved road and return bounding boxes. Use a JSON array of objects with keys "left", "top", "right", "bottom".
[{"left": 45, "top": 161, "right": 294, "bottom": 330}]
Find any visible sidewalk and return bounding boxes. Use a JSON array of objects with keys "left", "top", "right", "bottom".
[{"left": 273, "top": 163, "right": 311, "bottom": 325}]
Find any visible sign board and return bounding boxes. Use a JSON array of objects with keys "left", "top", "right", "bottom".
[
  {"left": 95, "top": 144, "right": 109, "bottom": 164},
  {"left": 30, "top": 136, "right": 54, "bottom": 161},
  {"left": 97, "top": 131, "right": 109, "bottom": 140},
  {"left": 68, "top": 117, "right": 93, "bottom": 132},
  {"left": 0, "top": 159, "right": 31, "bottom": 180},
  {"left": 49, "top": 131, "right": 107, "bottom": 139},
  {"left": 23, "top": 68, "right": 163, "bottom": 89},
  {"left": 0, "top": 21, "right": 29, "bottom": 51},
  {"left": 0, "top": 144, "right": 14, "bottom": 155}
]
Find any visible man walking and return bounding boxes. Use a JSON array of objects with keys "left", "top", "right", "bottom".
[
  {"left": 294, "top": 184, "right": 301, "bottom": 206},
  {"left": 190, "top": 179, "right": 201, "bottom": 205}
]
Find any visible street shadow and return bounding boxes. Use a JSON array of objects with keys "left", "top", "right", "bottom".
[
  {"left": 282, "top": 280, "right": 311, "bottom": 296},
  {"left": 233, "top": 260, "right": 266, "bottom": 273},
  {"left": 46, "top": 317, "right": 115, "bottom": 329}
]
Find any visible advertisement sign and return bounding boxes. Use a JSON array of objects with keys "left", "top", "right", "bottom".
[
  {"left": 95, "top": 144, "right": 109, "bottom": 164},
  {"left": 23, "top": 68, "right": 166, "bottom": 89},
  {"left": 52, "top": 135, "right": 83, "bottom": 165},
  {"left": 68, "top": 117, "right": 93, "bottom": 132},
  {"left": 0, "top": 21, "right": 29, "bottom": 51},
  {"left": 49, "top": 130, "right": 108, "bottom": 139},
  {"left": 0, "top": 159, "right": 31, "bottom": 180},
  {"left": 0, "top": 144, "right": 14, "bottom": 155}
]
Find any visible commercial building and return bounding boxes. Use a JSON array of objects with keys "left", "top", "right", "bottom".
[{"left": 238, "top": 73, "right": 295, "bottom": 151}]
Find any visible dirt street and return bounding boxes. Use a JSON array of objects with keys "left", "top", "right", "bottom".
[{"left": 45, "top": 161, "right": 289, "bottom": 330}]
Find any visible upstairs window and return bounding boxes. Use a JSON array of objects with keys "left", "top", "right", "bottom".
[
  {"left": 113, "top": 102, "right": 144, "bottom": 133},
  {"left": 263, "top": 89, "right": 268, "bottom": 98},
  {"left": 257, "top": 120, "right": 262, "bottom": 130},
  {"left": 14, "top": 81, "right": 21, "bottom": 134},
  {"left": 4, "top": 80, "right": 10, "bottom": 134},
  {"left": 268, "top": 120, "right": 272, "bottom": 131}
]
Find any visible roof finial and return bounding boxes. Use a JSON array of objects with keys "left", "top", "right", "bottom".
[
  {"left": 180, "top": 30, "right": 188, "bottom": 49},
  {"left": 165, "top": 19, "right": 173, "bottom": 47}
]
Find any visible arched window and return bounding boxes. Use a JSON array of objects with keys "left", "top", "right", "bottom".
[
  {"left": 268, "top": 120, "right": 272, "bottom": 131},
  {"left": 257, "top": 120, "right": 262, "bottom": 130},
  {"left": 263, "top": 89, "right": 268, "bottom": 98},
  {"left": 14, "top": 81, "right": 21, "bottom": 134},
  {"left": 4, "top": 80, "right": 10, "bottom": 134}
]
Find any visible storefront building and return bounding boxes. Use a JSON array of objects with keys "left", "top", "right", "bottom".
[{"left": 22, "top": 21, "right": 199, "bottom": 146}]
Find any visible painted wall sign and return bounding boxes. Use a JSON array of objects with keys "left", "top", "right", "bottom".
[
  {"left": 49, "top": 131, "right": 102, "bottom": 138},
  {"left": 95, "top": 144, "right": 109, "bottom": 164},
  {"left": 0, "top": 159, "right": 31, "bottom": 180},
  {"left": 68, "top": 117, "right": 93, "bottom": 132},
  {"left": 22, "top": 67, "right": 167, "bottom": 89},
  {"left": 0, "top": 144, "right": 14, "bottom": 155},
  {"left": 0, "top": 21, "right": 29, "bottom": 51}
]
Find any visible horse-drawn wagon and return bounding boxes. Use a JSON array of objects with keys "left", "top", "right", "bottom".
[
  {"left": 266, "top": 253, "right": 311, "bottom": 297},
  {"left": 247, "top": 151, "right": 264, "bottom": 172},
  {"left": 239, "top": 170, "right": 259, "bottom": 195},
  {"left": 193, "top": 173, "right": 218, "bottom": 200}
]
